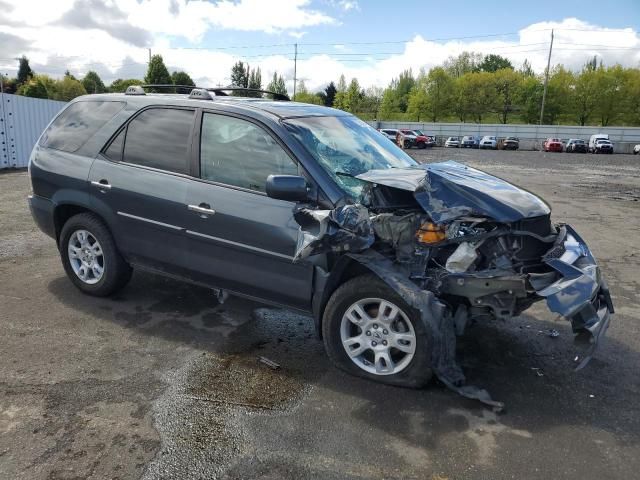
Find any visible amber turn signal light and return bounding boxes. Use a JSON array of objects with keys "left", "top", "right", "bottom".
[{"left": 416, "top": 222, "right": 446, "bottom": 244}]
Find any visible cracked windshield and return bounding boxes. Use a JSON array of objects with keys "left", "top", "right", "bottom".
[{"left": 284, "top": 115, "right": 417, "bottom": 198}]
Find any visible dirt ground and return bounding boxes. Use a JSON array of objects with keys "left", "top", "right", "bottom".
[{"left": 1, "top": 149, "right": 639, "bottom": 480}]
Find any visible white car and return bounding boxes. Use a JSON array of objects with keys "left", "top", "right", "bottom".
[
  {"left": 480, "top": 136, "right": 497, "bottom": 149},
  {"left": 634, "top": 144, "right": 640, "bottom": 155},
  {"left": 445, "top": 136, "right": 460, "bottom": 148},
  {"left": 378, "top": 128, "right": 398, "bottom": 142}
]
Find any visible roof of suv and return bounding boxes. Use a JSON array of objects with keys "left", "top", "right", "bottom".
[{"left": 82, "top": 92, "right": 347, "bottom": 120}]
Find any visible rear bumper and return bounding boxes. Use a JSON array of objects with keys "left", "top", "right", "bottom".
[{"left": 28, "top": 194, "right": 56, "bottom": 240}]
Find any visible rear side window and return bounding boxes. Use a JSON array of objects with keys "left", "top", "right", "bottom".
[
  {"left": 40, "top": 101, "right": 124, "bottom": 153},
  {"left": 122, "top": 108, "right": 194, "bottom": 174},
  {"left": 199, "top": 113, "right": 297, "bottom": 192}
]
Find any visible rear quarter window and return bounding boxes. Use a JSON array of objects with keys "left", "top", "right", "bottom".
[{"left": 40, "top": 101, "right": 125, "bottom": 153}]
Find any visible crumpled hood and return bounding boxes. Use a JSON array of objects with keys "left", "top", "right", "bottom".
[{"left": 356, "top": 160, "right": 550, "bottom": 223}]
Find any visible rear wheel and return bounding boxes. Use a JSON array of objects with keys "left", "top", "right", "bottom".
[
  {"left": 59, "top": 213, "right": 132, "bottom": 296},
  {"left": 322, "top": 275, "right": 433, "bottom": 388}
]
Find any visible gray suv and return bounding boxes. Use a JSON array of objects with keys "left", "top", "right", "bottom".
[{"left": 28, "top": 86, "right": 613, "bottom": 398}]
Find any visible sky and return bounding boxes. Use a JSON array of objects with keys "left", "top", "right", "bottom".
[{"left": 1, "top": 0, "right": 639, "bottom": 93}]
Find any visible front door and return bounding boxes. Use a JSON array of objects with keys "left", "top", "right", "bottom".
[{"left": 183, "top": 111, "right": 313, "bottom": 310}]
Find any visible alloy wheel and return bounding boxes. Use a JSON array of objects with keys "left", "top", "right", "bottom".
[
  {"left": 340, "top": 297, "right": 417, "bottom": 375},
  {"left": 67, "top": 229, "right": 105, "bottom": 285}
]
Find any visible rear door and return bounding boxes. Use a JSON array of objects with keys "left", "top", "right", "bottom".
[
  {"left": 182, "top": 111, "right": 313, "bottom": 309},
  {"left": 89, "top": 107, "right": 196, "bottom": 275}
]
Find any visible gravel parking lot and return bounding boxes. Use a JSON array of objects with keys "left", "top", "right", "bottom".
[{"left": 1, "top": 149, "right": 639, "bottom": 480}]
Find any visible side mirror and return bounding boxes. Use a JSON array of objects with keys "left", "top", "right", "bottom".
[{"left": 266, "top": 175, "right": 309, "bottom": 202}]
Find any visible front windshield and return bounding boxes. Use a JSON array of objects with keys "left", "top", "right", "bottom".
[
  {"left": 413, "top": 130, "right": 424, "bottom": 136},
  {"left": 284, "top": 115, "right": 417, "bottom": 198}
]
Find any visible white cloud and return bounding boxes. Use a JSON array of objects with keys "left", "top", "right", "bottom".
[
  {"left": 338, "top": 1, "right": 359, "bottom": 11},
  {"left": 0, "top": 10, "right": 638, "bottom": 95}
]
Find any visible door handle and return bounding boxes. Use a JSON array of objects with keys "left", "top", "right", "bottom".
[
  {"left": 188, "top": 203, "right": 216, "bottom": 216},
  {"left": 91, "top": 180, "right": 112, "bottom": 190}
]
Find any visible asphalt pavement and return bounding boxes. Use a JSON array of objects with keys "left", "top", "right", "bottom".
[{"left": 1, "top": 148, "right": 639, "bottom": 479}]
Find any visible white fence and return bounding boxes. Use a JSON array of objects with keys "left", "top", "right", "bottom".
[
  {"left": 0, "top": 93, "right": 66, "bottom": 169},
  {"left": 369, "top": 121, "right": 640, "bottom": 153}
]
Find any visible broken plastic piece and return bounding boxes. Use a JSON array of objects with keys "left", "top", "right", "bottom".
[
  {"left": 292, "top": 204, "right": 374, "bottom": 262},
  {"left": 257, "top": 356, "right": 280, "bottom": 370},
  {"left": 445, "top": 242, "right": 478, "bottom": 273}
]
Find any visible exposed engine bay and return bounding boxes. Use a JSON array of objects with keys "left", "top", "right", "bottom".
[{"left": 293, "top": 161, "right": 614, "bottom": 410}]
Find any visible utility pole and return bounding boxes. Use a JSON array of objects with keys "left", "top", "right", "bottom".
[
  {"left": 293, "top": 43, "right": 298, "bottom": 99},
  {"left": 539, "top": 29, "right": 554, "bottom": 125},
  {"left": 148, "top": 48, "right": 152, "bottom": 63}
]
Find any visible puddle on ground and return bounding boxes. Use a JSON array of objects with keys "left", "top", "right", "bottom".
[{"left": 186, "top": 353, "right": 307, "bottom": 411}]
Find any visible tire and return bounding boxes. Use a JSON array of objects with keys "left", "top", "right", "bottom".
[
  {"left": 59, "top": 213, "right": 132, "bottom": 296},
  {"left": 322, "top": 275, "right": 433, "bottom": 388}
]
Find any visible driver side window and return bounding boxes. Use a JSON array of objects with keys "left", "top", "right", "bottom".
[{"left": 200, "top": 113, "right": 297, "bottom": 192}]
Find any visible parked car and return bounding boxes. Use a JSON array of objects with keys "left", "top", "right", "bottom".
[
  {"left": 444, "top": 136, "right": 460, "bottom": 148},
  {"left": 500, "top": 137, "right": 519, "bottom": 150},
  {"left": 566, "top": 138, "right": 587, "bottom": 153},
  {"left": 378, "top": 128, "right": 398, "bottom": 142},
  {"left": 411, "top": 130, "right": 434, "bottom": 148},
  {"left": 594, "top": 139, "right": 614, "bottom": 154},
  {"left": 396, "top": 129, "right": 417, "bottom": 149},
  {"left": 27, "top": 86, "right": 614, "bottom": 393},
  {"left": 634, "top": 144, "right": 640, "bottom": 155},
  {"left": 460, "top": 135, "right": 478, "bottom": 148},
  {"left": 543, "top": 138, "right": 563, "bottom": 152},
  {"left": 480, "top": 136, "right": 497, "bottom": 149},
  {"left": 589, "top": 134, "right": 609, "bottom": 153}
]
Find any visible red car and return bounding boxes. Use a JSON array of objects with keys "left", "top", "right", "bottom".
[
  {"left": 544, "top": 138, "right": 563, "bottom": 152},
  {"left": 397, "top": 129, "right": 430, "bottom": 149}
]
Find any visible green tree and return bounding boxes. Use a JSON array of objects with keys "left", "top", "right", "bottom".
[
  {"left": 544, "top": 66, "right": 574, "bottom": 124},
  {"left": 520, "top": 59, "right": 535, "bottom": 77},
  {"left": 266, "top": 71, "right": 287, "bottom": 97},
  {"left": 17, "top": 56, "right": 33, "bottom": 85},
  {"left": 333, "top": 74, "right": 348, "bottom": 110},
  {"left": 378, "top": 87, "right": 401, "bottom": 119},
  {"left": 144, "top": 54, "right": 172, "bottom": 89},
  {"left": 81, "top": 71, "right": 106, "bottom": 94},
  {"left": 17, "top": 77, "right": 48, "bottom": 98},
  {"left": 621, "top": 68, "right": 640, "bottom": 125},
  {"left": 478, "top": 54, "right": 513, "bottom": 73},
  {"left": 493, "top": 68, "right": 522, "bottom": 124},
  {"left": 573, "top": 67, "right": 598, "bottom": 126},
  {"left": 171, "top": 71, "right": 195, "bottom": 93},
  {"left": 108, "top": 78, "right": 143, "bottom": 93},
  {"left": 395, "top": 69, "right": 415, "bottom": 112},
  {"left": 453, "top": 72, "right": 497, "bottom": 123},
  {"left": 323, "top": 81, "right": 337, "bottom": 107},
  {"left": 345, "top": 77, "right": 362, "bottom": 113},
  {"left": 443, "top": 51, "right": 483, "bottom": 78},
  {"left": 230, "top": 61, "right": 249, "bottom": 88},
  {"left": 424, "top": 67, "right": 454, "bottom": 122},
  {"left": 517, "top": 75, "right": 544, "bottom": 124},
  {"left": 248, "top": 67, "right": 262, "bottom": 97},
  {"left": 357, "top": 86, "right": 383, "bottom": 119},
  {"left": 292, "top": 80, "right": 322, "bottom": 104},
  {"left": 594, "top": 65, "right": 625, "bottom": 126},
  {"left": 51, "top": 76, "right": 87, "bottom": 101}
]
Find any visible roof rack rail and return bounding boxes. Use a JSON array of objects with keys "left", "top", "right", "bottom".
[
  {"left": 140, "top": 84, "right": 200, "bottom": 90},
  {"left": 207, "top": 87, "right": 290, "bottom": 101}
]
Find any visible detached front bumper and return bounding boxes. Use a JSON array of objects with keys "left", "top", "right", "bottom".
[{"left": 531, "top": 225, "right": 614, "bottom": 369}]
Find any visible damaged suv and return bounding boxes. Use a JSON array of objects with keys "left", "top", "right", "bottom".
[{"left": 29, "top": 87, "right": 613, "bottom": 403}]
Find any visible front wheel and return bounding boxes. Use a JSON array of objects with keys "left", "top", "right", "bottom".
[
  {"left": 322, "top": 275, "right": 433, "bottom": 388},
  {"left": 59, "top": 213, "right": 132, "bottom": 296}
]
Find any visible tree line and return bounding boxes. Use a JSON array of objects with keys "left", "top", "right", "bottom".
[
  {"left": 4, "top": 52, "right": 639, "bottom": 126},
  {"left": 1, "top": 55, "right": 196, "bottom": 101}
]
